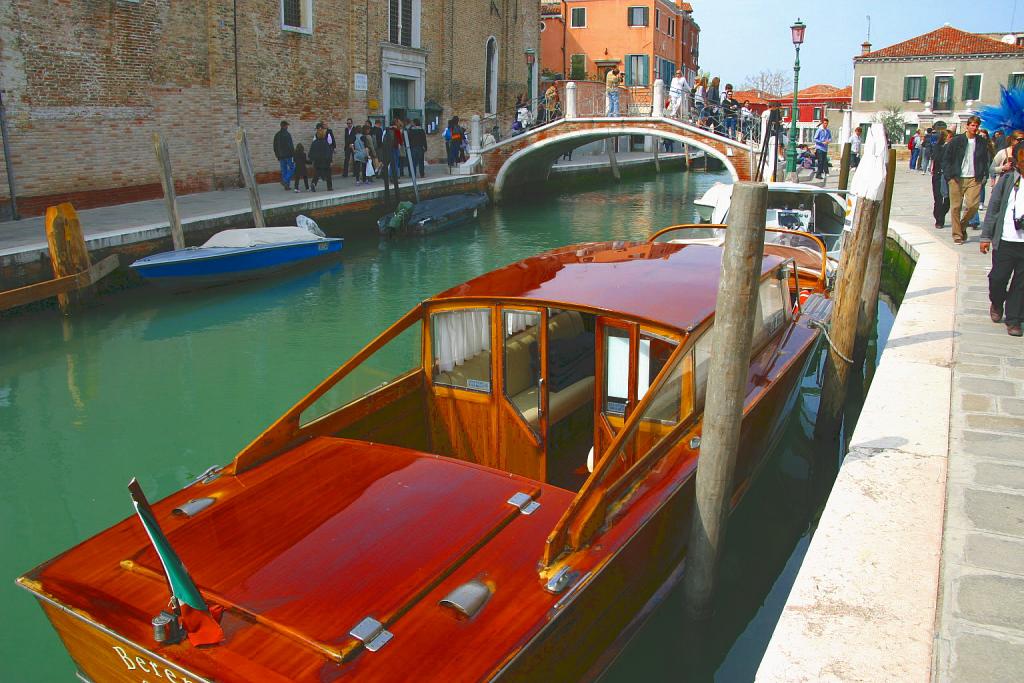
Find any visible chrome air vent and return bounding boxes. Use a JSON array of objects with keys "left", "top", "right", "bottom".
[
  {"left": 172, "top": 498, "right": 216, "bottom": 517},
  {"left": 439, "top": 580, "right": 493, "bottom": 619}
]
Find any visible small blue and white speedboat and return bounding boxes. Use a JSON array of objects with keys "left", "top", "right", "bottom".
[{"left": 131, "top": 217, "right": 342, "bottom": 290}]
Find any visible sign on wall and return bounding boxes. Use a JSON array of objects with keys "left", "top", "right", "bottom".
[{"left": 354, "top": 74, "right": 368, "bottom": 91}]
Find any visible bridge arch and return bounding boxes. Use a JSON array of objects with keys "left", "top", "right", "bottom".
[{"left": 487, "top": 119, "right": 755, "bottom": 202}]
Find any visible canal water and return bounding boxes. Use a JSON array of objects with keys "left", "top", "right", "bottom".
[{"left": 0, "top": 167, "right": 907, "bottom": 681}]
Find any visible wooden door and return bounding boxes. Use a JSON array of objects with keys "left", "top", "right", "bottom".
[{"left": 497, "top": 307, "right": 548, "bottom": 481}]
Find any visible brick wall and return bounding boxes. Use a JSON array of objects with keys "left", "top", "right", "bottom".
[{"left": 0, "top": 0, "right": 539, "bottom": 216}]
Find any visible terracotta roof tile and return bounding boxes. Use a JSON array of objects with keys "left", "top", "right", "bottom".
[
  {"left": 772, "top": 84, "right": 852, "bottom": 101},
  {"left": 858, "top": 25, "right": 1024, "bottom": 59},
  {"left": 731, "top": 89, "right": 771, "bottom": 105}
]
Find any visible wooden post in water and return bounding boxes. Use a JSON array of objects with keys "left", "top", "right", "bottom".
[
  {"left": 152, "top": 133, "right": 185, "bottom": 250},
  {"left": 235, "top": 127, "right": 266, "bottom": 228},
  {"left": 853, "top": 148, "right": 897, "bottom": 366},
  {"left": 814, "top": 195, "right": 882, "bottom": 440},
  {"left": 837, "top": 142, "right": 852, "bottom": 191},
  {"left": 654, "top": 139, "right": 661, "bottom": 173},
  {"left": 607, "top": 137, "right": 621, "bottom": 180},
  {"left": 45, "top": 203, "right": 93, "bottom": 314},
  {"left": 683, "top": 182, "right": 768, "bottom": 619},
  {"left": 684, "top": 143, "right": 691, "bottom": 170}
]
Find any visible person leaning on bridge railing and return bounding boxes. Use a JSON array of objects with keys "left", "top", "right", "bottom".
[{"left": 606, "top": 68, "right": 623, "bottom": 117}]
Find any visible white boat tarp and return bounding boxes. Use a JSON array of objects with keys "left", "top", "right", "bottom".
[{"left": 202, "top": 227, "right": 323, "bottom": 249}]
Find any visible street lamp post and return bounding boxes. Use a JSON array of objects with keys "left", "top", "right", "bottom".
[{"left": 785, "top": 19, "right": 806, "bottom": 180}]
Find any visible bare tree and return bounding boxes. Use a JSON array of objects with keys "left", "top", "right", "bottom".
[{"left": 740, "top": 70, "right": 793, "bottom": 97}]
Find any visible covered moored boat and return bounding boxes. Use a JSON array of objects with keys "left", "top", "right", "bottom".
[{"left": 20, "top": 232, "right": 832, "bottom": 682}]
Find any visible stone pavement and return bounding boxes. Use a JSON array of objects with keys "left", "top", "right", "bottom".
[{"left": 758, "top": 162, "right": 1024, "bottom": 682}]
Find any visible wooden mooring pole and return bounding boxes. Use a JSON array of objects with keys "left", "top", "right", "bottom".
[
  {"left": 837, "top": 142, "right": 852, "bottom": 191},
  {"left": 607, "top": 138, "right": 621, "bottom": 181},
  {"left": 45, "top": 203, "right": 93, "bottom": 314},
  {"left": 653, "top": 140, "right": 661, "bottom": 173},
  {"left": 814, "top": 195, "right": 882, "bottom": 440},
  {"left": 235, "top": 127, "right": 266, "bottom": 228},
  {"left": 853, "top": 149, "right": 897, "bottom": 367},
  {"left": 683, "top": 182, "right": 768, "bottom": 619},
  {"left": 152, "top": 132, "right": 185, "bottom": 250}
]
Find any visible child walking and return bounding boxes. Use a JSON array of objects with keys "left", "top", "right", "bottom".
[{"left": 292, "top": 143, "right": 309, "bottom": 192}]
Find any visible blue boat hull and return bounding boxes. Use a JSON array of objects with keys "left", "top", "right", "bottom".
[{"left": 131, "top": 239, "right": 343, "bottom": 290}]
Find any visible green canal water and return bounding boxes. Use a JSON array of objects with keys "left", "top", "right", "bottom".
[{"left": 0, "top": 168, "right": 907, "bottom": 682}]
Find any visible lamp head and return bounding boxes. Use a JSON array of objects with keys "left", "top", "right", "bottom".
[{"left": 791, "top": 19, "right": 806, "bottom": 47}]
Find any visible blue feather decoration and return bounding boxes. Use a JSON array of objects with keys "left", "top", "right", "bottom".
[{"left": 977, "top": 86, "right": 1024, "bottom": 134}]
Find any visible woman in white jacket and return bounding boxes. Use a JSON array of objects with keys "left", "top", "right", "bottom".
[{"left": 669, "top": 70, "right": 690, "bottom": 121}]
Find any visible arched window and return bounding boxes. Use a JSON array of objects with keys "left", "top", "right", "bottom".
[{"left": 485, "top": 37, "right": 498, "bottom": 114}]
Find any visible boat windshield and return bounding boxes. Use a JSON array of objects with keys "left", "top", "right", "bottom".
[{"left": 300, "top": 320, "right": 422, "bottom": 425}]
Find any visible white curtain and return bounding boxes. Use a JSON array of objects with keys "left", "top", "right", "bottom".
[
  {"left": 434, "top": 309, "right": 491, "bottom": 373},
  {"left": 504, "top": 310, "right": 537, "bottom": 337}
]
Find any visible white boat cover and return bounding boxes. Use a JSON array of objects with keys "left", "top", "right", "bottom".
[{"left": 202, "top": 227, "right": 323, "bottom": 248}]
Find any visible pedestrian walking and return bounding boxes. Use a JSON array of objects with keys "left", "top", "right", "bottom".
[
  {"left": 545, "top": 84, "right": 559, "bottom": 122},
  {"left": 352, "top": 127, "right": 368, "bottom": 184},
  {"left": 909, "top": 130, "right": 925, "bottom": 169},
  {"left": 721, "top": 85, "right": 740, "bottom": 139},
  {"left": 943, "top": 116, "right": 992, "bottom": 244},
  {"left": 364, "top": 124, "right": 380, "bottom": 183},
  {"left": 606, "top": 68, "right": 623, "bottom": 117},
  {"left": 692, "top": 77, "right": 706, "bottom": 123},
  {"left": 292, "top": 142, "right": 309, "bottom": 192},
  {"left": 388, "top": 118, "right": 405, "bottom": 177},
  {"left": 932, "top": 129, "right": 951, "bottom": 229},
  {"left": 380, "top": 119, "right": 402, "bottom": 203},
  {"left": 273, "top": 120, "right": 295, "bottom": 190},
  {"left": 849, "top": 126, "right": 863, "bottom": 168},
  {"left": 919, "top": 128, "right": 935, "bottom": 174},
  {"left": 980, "top": 140, "right": 1024, "bottom": 337},
  {"left": 342, "top": 118, "right": 356, "bottom": 177},
  {"left": 407, "top": 118, "right": 427, "bottom": 177},
  {"left": 444, "top": 117, "right": 464, "bottom": 168},
  {"left": 668, "top": 70, "right": 689, "bottom": 120},
  {"left": 308, "top": 126, "right": 334, "bottom": 192},
  {"left": 813, "top": 118, "right": 832, "bottom": 179}
]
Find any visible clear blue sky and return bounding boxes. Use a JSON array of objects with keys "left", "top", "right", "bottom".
[{"left": 696, "top": 0, "right": 1021, "bottom": 90}]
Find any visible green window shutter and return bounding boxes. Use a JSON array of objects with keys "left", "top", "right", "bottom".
[
  {"left": 861, "top": 77, "right": 874, "bottom": 102},
  {"left": 625, "top": 56, "right": 633, "bottom": 86},
  {"left": 641, "top": 55, "right": 649, "bottom": 86},
  {"left": 921, "top": 76, "right": 927, "bottom": 101},
  {"left": 903, "top": 77, "right": 911, "bottom": 101},
  {"left": 949, "top": 77, "right": 955, "bottom": 106}
]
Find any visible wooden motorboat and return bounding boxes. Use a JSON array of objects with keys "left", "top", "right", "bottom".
[
  {"left": 130, "top": 225, "right": 342, "bottom": 290},
  {"left": 19, "top": 233, "right": 832, "bottom": 682}
]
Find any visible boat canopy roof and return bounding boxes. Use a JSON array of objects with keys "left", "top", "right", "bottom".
[
  {"left": 430, "top": 240, "right": 786, "bottom": 333},
  {"left": 202, "top": 227, "right": 324, "bottom": 248}
]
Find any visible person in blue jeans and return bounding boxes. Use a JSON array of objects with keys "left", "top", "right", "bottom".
[
  {"left": 721, "top": 85, "right": 740, "bottom": 139},
  {"left": 272, "top": 120, "right": 295, "bottom": 190},
  {"left": 606, "top": 68, "right": 622, "bottom": 116},
  {"left": 813, "top": 118, "right": 832, "bottom": 179}
]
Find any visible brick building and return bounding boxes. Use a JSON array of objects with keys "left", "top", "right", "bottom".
[{"left": 0, "top": 0, "right": 538, "bottom": 218}]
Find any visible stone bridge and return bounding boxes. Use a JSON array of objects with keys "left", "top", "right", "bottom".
[{"left": 461, "top": 81, "right": 759, "bottom": 201}]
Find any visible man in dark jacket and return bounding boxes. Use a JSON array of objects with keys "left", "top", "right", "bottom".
[
  {"left": 981, "top": 140, "right": 1024, "bottom": 337},
  {"left": 273, "top": 120, "right": 295, "bottom": 190},
  {"left": 931, "top": 129, "right": 950, "bottom": 229},
  {"left": 943, "top": 115, "right": 991, "bottom": 244},
  {"left": 342, "top": 118, "right": 356, "bottom": 177},
  {"left": 308, "top": 127, "right": 334, "bottom": 192},
  {"left": 379, "top": 119, "right": 402, "bottom": 203},
  {"left": 407, "top": 118, "right": 427, "bottom": 178}
]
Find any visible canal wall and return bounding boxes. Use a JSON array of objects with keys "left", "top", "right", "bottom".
[{"left": 757, "top": 172, "right": 955, "bottom": 680}]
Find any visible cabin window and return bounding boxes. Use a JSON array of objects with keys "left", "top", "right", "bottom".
[
  {"left": 432, "top": 308, "right": 492, "bottom": 392},
  {"left": 603, "top": 326, "right": 631, "bottom": 416},
  {"left": 638, "top": 331, "right": 679, "bottom": 421},
  {"left": 638, "top": 331, "right": 683, "bottom": 423},
  {"left": 503, "top": 309, "right": 542, "bottom": 428},
  {"left": 300, "top": 317, "right": 422, "bottom": 425},
  {"left": 693, "top": 325, "right": 713, "bottom": 410},
  {"left": 752, "top": 276, "right": 790, "bottom": 350}
]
